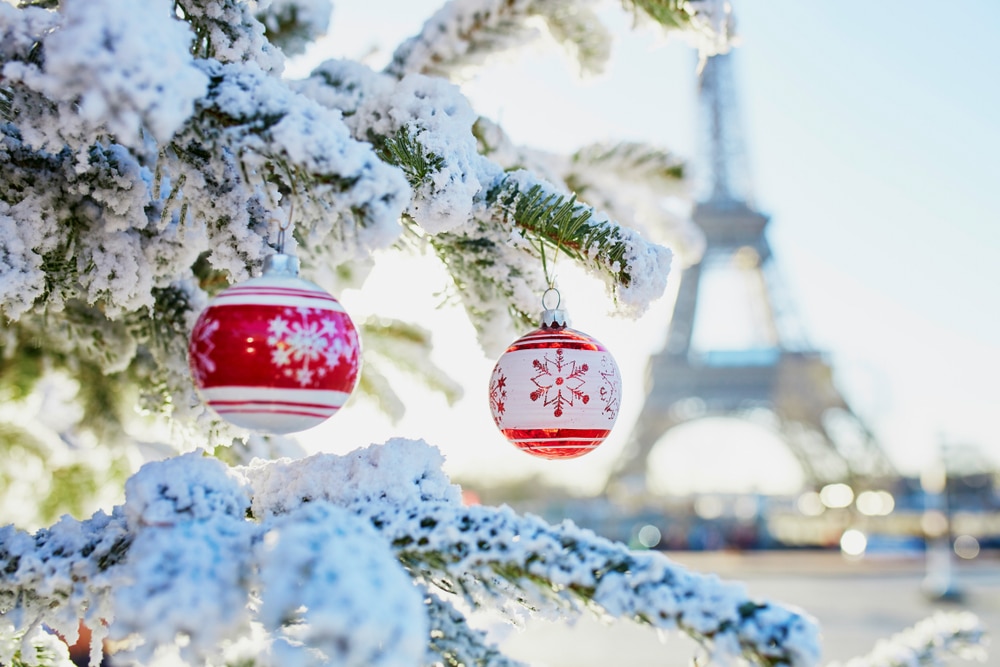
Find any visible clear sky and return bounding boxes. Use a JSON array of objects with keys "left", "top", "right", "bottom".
[{"left": 296, "top": 1, "right": 1000, "bottom": 494}]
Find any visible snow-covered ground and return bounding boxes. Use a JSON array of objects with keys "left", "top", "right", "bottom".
[{"left": 500, "top": 550, "right": 1000, "bottom": 666}]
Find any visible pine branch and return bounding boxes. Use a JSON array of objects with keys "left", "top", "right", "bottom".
[
  {"left": 423, "top": 591, "right": 529, "bottom": 667},
  {"left": 384, "top": 502, "right": 821, "bottom": 667},
  {"left": 15, "top": 0, "right": 58, "bottom": 8},
  {"left": 173, "top": 0, "right": 274, "bottom": 67},
  {"left": 254, "top": 0, "right": 331, "bottom": 57},
  {"left": 386, "top": 0, "right": 538, "bottom": 80},
  {"left": 621, "top": 0, "right": 693, "bottom": 28},
  {"left": 361, "top": 318, "right": 464, "bottom": 407},
  {"left": 535, "top": 2, "right": 612, "bottom": 77},
  {"left": 493, "top": 179, "right": 631, "bottom": 288},
  {"left": 571, "top": 141, "right": 685, "bottom": 187},
  {"left": 189, "top": 60, "right": 407, "bottom": 226},
  {"left": 429, "top": 226, "right": 541, "bottom": 347},
  {"left": 374, "top": 125, "right": 446, "bottom": 191},
  {"left": 826, "top": 611, "right": 988, "bottom": 667}
]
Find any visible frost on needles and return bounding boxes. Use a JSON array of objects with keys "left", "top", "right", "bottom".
[
  {"left": 0, "top": 439, "right": 823, "bottom": 667},
  {"left": 0, "top": 1, "right": 990, "bottom": 667}
]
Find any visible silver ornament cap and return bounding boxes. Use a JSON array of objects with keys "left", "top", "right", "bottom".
[
  {"left": 540, "top": 287, "right": 568, "bottom": 328},
  {"left": 262, "top": 253, "right": 300, "bottom": 277}
]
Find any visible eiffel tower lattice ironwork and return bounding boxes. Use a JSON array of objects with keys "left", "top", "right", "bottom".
[{"left": 608, "top": 52, "right": 895, "bottom": 492}]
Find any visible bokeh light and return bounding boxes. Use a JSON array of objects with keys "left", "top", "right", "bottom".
[
  {"left": 820, "top": 483, "right": 854, "bottom": 509},
  {"left": 855, "top": 490, "right": 895, "bottom": 516},
  {"left": 954, "top": 535, "right": 980, "bottom": 559},
  {"left": 921, "top": 510, "right": 949, "bottom": 538},
  {"left": 796, "top": 491, "right": 825, "bottom": 516},
  {"left": 637, "top": 525, "right": 662, "bottom": 549},
  {"left": 840, "top": 529, "right": 867, "bottom": 558}
]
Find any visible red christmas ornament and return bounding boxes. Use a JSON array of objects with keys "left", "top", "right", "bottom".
[
  {"left": 188, "top": 254, "right": 360, "bottom": 434},
  {"left": 488, "top": 293, "right": 621, "bottom": 459}
]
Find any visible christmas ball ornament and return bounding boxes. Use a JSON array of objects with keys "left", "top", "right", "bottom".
[
  {"left": 188, "top": 253, "right": 361, "bottom": 434},
  {"left": 488, "top": 291, "right": 621, "bottom": 459}
]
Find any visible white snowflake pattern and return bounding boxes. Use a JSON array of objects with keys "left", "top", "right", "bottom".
[
  {"left": 190, "top": 317, "right": 221, "bottom": 385},
  {"left": 266, "top": 308, "right": 355, "bottom": 387}
]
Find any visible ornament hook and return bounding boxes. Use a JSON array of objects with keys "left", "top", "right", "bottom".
[
  {"left": 542, "top": 287, "right": 561, "bottom": 311},
  {"left": 540, "top": 286, "right": 567, "bottom": 328},
  {"left": 265, "top": 211, "right": 299, "bottom": 277},
  {"left": 274, "top": 210, "right": 293, "bottom": 255}
]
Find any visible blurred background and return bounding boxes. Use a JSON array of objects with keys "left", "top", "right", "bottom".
[
  {"left": 291, "top": 2, "right": 1000, "bottom": 662},
  {"left": 297, "top": 0, "right": 1000, "bottom": 551}
]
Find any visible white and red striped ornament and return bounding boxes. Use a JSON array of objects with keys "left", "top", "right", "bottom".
[
  {"left": 188, "top": 253, "right": 360, "bottom": 434},
  {"left": 488, "top": 294, "right": 621, "bottom": 459}
]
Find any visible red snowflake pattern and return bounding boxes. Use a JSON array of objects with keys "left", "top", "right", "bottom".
[
  {"left": 489, "top": 367, "right": 508, "bottom": 418},
  {"left": 529, "top": 349, "right": 589, "bottom": 417},
  {"left": 599, "top": 355, "right": 620, "bottom": 419}
]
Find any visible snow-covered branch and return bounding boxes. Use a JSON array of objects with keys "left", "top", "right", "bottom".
[
  {"left": 1, "top": 440, "right": 822, "bottom": 667},
  {"left": 826, "top": 611, "right": 988, "bottom": 667}
]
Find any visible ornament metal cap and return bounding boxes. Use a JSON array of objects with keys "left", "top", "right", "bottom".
[
  {"left": 540, "top": 287, "right": 568, "bottom": 328},
  {"left": 263, "top": 253, "right": 300, "bottom": 277}
]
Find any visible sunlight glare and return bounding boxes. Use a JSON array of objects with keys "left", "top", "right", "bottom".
[{"left": 646, "top": 417, "right": 805, "bottom": 495}]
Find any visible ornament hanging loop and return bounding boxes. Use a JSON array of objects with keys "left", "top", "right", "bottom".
[
  {"left": 274, "top": 210, "right": 293, "bottom": 255},
  {"left": 542, "top": 287, "right": 561, "bottom": 311},
  {"left": 540, "top": 286, "right": 567, "bottom": 328},
  {"left": 266, "top": 210, "right": 299, "bottom": 277}
]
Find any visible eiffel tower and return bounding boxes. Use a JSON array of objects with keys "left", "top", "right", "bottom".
[{"left": 608, "top": 51, "right": 895, "bottom": 494}]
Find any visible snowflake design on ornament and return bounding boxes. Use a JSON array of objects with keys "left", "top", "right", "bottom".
[
  {"left": 530, "top": 349, "right": 589, "bottom": 417},
  {"left": 267, "top": 308, "right": 356, "bottom": 387},
  {"left": 189, "top": 317, "right": 221, "bottom": 385},
  {"left": 599, "top": 355, "right": 620, "bottom": 420},
  {"left": 489, "top": 367, "right": 508, "bottom": 418}
]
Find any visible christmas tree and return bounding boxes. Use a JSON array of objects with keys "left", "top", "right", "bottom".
[{"left": 0, "top": 1, "right": 989, "bottom": 666}]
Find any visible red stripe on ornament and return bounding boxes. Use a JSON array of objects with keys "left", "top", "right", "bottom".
[
  {"left": 222, "top": 287, "right": 337, "bottom": 301},
  {"left": 208, "top": 399, "right": 341, "bottom": 410},
  {"left": 506, "top": 329, "right": 605, "bottom": 352},
  {"left": 211, "top": 404, "right": 335, "bottom": 419}
]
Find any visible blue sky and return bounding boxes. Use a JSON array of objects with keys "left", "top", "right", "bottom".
[{"left": 298, "top": 1, "right": 1000, "bottom": 492}]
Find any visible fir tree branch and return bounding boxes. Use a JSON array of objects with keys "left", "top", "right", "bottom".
[
  {"left": 254, "top": 0, "right": 332, "bottom": 57},
  {"left": 423, "top": 590, "right": 529, "bottom": 667},
  {"left": 182, "top": 60, "right": 409, "bottom": 237},
  {"left": 361, "top": 317, "right": 464, "bottom": 409},
  {"left": 621, "top": 0, "right": 695, "bottom": 29},
  {"left": 429, "top": 225, "right": 541, "bottom": 343},
  {"left": 492, "top": 178, "right": 633, "bottom": 288},
  {"left": 570, "top": 141, "right": 685, "bottom": 188},
  {"left": 382, "top": 502, "right": 821, "bottom": 667},
  {"left": 825, "top": 611, "right": 988, "bottom": 667},
  {"left": 535, "top": 2, "right": 612, "bottom": 77},
  {"left": 386, "top": 0, "right": 539, "bottom": 80},
  {"left": 374, "top": 125, "right": 447, "bottom": 191},
  {"left": 15, "top": 0, "right": 58, "bottom": 9}
]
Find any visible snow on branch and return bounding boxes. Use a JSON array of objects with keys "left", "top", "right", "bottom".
[
  {"left": 491, "top": 171, "right": 672, "bottom": 317},
  {"left": 2, "top": 0, "right": 209, "bottom": 150},
  {"left": 296, "top": 58, "right": 674, "bottom": 355},
  {"left": 386, "top": 0, "right": 555, "bottom": 80},
  {"left": 255, "top": 0, "right": 334, "bottom": 57},
  {"left": 826, "top": 611, "right": 988, "bottom": 667},
  {"left": 247, "top": 440, "right": 820, "bottom": 667},
  {"left": 175, "top": 0, "right": 285, "bottom": 71},
  {"left": 183, "top": 59, "right": 411, "bottom": 263},
  {"left": 386, "top": 0, "right": 732, "bottom": 83},
  {"left": 0, "top": 440, "right": 822, "bottom": 667}
]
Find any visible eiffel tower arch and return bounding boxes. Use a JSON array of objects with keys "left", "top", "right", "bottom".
[{"left": 608, "top": 52, "right": 896, "bottom": 495}]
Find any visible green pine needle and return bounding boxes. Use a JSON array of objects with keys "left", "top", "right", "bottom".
[
  {"left": 494, "top": 181, "right": 632, "bottom": 287},
  {"left": 536, "top": 4, "right": 612, "bottom": 77},
  {"left": 571, "top": 141, "right": 685, "bottom": 185},
  {"left": 621, "top": 0, "right": 695, "bottom": 29},
  {"left": 373, "top": 125, "right": 445, "bottom": 190}
]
